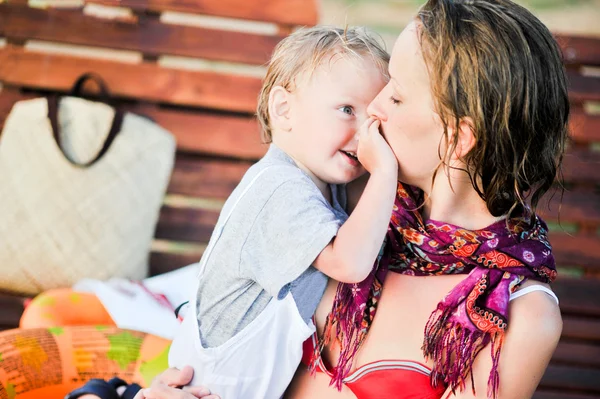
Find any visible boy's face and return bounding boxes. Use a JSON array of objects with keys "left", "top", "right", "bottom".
[{"left": 286, "top": 53, "right": 387, "bottom": 186}]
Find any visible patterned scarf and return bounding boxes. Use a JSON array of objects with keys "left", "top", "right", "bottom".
[{"left": 310, "top": 182, "right": 556, "bottom": 398}]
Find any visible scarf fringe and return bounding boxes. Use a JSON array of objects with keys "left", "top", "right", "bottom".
[
  {"left": 309, "top": 281, "right": 370, "bottom": 391},
  {"left": 423, "top": 307, "right": 504, "bottom": 399}
]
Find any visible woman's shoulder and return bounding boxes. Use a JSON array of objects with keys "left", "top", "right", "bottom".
[
  {"left": 447, "top": 281, "right": 562, "bottom": 398},
  {"left": 507, "top": 280, "right": 562, "bottom": 350}
]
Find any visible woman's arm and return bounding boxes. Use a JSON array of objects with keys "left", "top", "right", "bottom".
[{"left": 446, "top": 289, "right": 562, "bottom": 399}]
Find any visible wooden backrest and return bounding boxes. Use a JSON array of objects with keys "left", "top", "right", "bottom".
[
  {"left": 0, "top": 0, "right": 321, "bottom": 275},
  {"left": 532, "top": 35, "right": 600, "bottom": 399},
  {"left": 536, "top": 34, "right": 600, "bottom": 279}
]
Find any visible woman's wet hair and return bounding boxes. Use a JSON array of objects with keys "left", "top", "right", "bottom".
[{"left": 417, "top": 0, "right": 569, "bottom": 217}]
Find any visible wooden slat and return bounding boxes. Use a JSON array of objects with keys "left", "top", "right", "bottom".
[
  {"left": 87, "top": 0, "right": 319, "bottom": 26},
  {"left": 550, "top": 233, "right": 600, "bottom": 271},
  {"left": 152, "top": 193, "right": 600, "bottom": 252},
  {"left": 0, "top": 292, "right": 26, "bottom": 331},
  {"left": 136, "top": 105, "right": 265, "bottom": 159},
  {"left": 5, "top": 94, "right": 598, "bottom": 177},
  {"left": 538, "top": 188, "right": 600, "bottom": 227},
  {"left": 562, "top": 148, "right": 600, "bottom": 184},
  {"left": 0, "top": 89, "right": 265, "bottom": 158},
  {"left": 554, "top": 277, "right": 600, "bottom": 317},
  {"left": 0, "top": 47, "right": 261, "bottom": 113},
  {"left": 0, "top": 5, "right": 282, "bottom": 65},
  {"left": 562, "top": 315, "right": 600, "bottom": 342},
  {"left": 570, "top": 106, "right": 600, "bottom": 145},
  {"left": 539, "top": 364, "right": 600, "bottom": 393},
  {"left": 152, "top": 200, "right": 600, "bottom": 260},
  {"left": 552, "top": 341, "right": 600, "bottom": 368},
  {"left": 168, "top": 155, "right": 251, "bottom": 198},
  {"left": 556, "top": 34, "right": 600, "bottom": 67},
  {"left": 568, "top": 70, "right": 600, "bottom": 103},
  {"left": 149, "top": 251, "right": 202, "bottom": 276},
  {"left": 154, "top": 205, "right": 218, "bottom": 242}
]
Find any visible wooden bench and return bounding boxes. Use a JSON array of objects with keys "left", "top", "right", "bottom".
[{"left": 1, "top": 2, "right": 600, "bottom": 397}]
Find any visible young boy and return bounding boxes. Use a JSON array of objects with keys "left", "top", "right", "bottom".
[{"left": 168, "top": 26, "right": 396, "bottom": 399}]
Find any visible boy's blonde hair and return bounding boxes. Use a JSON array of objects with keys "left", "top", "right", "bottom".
[{"left": 257, "top": 26, "right": 390, "bottom": 143}]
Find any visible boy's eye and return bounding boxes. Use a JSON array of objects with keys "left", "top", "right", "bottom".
[
  {"left": 340, "top": 106, "right": 354, "bottom": 115},
  {"left": 390, "top": 96, "right": 401, "bottom": 105}
]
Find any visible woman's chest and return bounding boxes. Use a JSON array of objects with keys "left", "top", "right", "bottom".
[{"left": 314, "top": 273, "right": 468, "bottom": 369}]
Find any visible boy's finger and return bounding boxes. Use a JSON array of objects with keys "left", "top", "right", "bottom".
[
  {"left": 368, "top": 120, "right": 381, "bottom": 136},
  {"left": 359, "top": 117, "right": 376, "bottom": 139}
]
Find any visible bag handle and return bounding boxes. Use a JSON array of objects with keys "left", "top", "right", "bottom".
[
  {"left": 47, "top": 73, "right": 125, "bottom": 168},
  {"left": 71, "top": 73, "right": 111, "bottom": 101}
]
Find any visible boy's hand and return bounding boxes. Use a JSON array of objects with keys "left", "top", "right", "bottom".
[{"left": 356, "top": 117, "right": 397, "bottom": 176}]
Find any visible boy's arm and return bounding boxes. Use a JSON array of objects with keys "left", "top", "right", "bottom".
[
  {"left": 313, "top": 169, "right": 397, "bottom": 283},
  {"left": 314, "top": 117, "right": 398, "bottom": 283}
]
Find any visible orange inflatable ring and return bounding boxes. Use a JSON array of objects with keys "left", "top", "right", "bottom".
[
  {"left": 20, "top": 288, "right": 116, "bottom": 329},
  {"left": 0, "top": 326, "right": 171, "bottom": 399}
]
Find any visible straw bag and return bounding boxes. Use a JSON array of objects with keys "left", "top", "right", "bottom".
[{"left": 0, "top": 74, "right": 176, "bottom": 295}]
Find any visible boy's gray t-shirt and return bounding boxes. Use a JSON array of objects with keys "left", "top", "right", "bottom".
[{"left": 197, "top": 144, "right": 348, "bottom": 347}]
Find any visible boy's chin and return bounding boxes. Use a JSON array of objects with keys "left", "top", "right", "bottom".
[{"left": 327, "top": 170, "right": 366, "bottom": 185}]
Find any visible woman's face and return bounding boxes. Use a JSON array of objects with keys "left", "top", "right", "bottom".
[{"left": 368, "top": 21, "right": 446, "bottom": 191}]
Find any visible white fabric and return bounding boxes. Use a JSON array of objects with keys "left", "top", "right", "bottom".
[
  {"left": 169, "top": 166, "right": 314, "bottom": 399},
  {"left": 73, "top": 265, "right": 197, "bottom": 339},
  {"left": 0, "top": 97, "right": 175, "bottom": 295},
  {"left": 169, "top": 283, "right": 312, "bottom": 399},
  {"left": 509, "top": 284, "right": 559, "bottom": 305}
]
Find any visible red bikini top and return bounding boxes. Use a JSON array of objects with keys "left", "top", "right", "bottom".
[{"left": 301, "top": 333, "right": 447, "bottom": 399}]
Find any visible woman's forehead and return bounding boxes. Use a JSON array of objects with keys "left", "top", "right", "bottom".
[{"left": 390, "top": 23, "right": 428, "bottom": 87}]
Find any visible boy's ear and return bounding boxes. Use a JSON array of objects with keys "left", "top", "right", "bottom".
[
  {"left": 451, "top": 117, "right": 476, "bottom": 160},
  {"left": 268, "top": 86, "right": 292, "bottom": 132}
]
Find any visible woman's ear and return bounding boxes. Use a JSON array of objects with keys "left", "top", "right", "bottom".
[
  {"left": 451, "top": 117, "right": 476, "bottom": 160},
  {"left": 268, "top": 86, "right": 292, "bottom": 132}
]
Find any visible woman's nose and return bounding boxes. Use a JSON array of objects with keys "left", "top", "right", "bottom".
[{"left": 367, "top": 92, "right": 387, "bottom": 122}]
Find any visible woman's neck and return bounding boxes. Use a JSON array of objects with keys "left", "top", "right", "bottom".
[{"left": 421, "top": 172, "right": 503, "bottom": 231}]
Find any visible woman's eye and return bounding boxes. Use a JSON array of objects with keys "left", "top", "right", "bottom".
[
  {"left": 340, "top": 106, "right": 354, "bottom": 115},
  {"left": 390, "top": 96, "right": 400, "bottom": 105}
]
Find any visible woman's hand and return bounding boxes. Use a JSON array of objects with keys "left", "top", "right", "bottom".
[{"left": 133, "top": 366, "right": 220, "bottom": 399}]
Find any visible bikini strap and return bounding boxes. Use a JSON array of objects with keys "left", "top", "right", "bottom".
[{"left": 509, "top": 285, "right": 559, "bottom": 305}]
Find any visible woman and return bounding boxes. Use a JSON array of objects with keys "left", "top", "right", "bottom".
[{"left": 140, "top": 0, "right": 567, "bottom": 398}]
